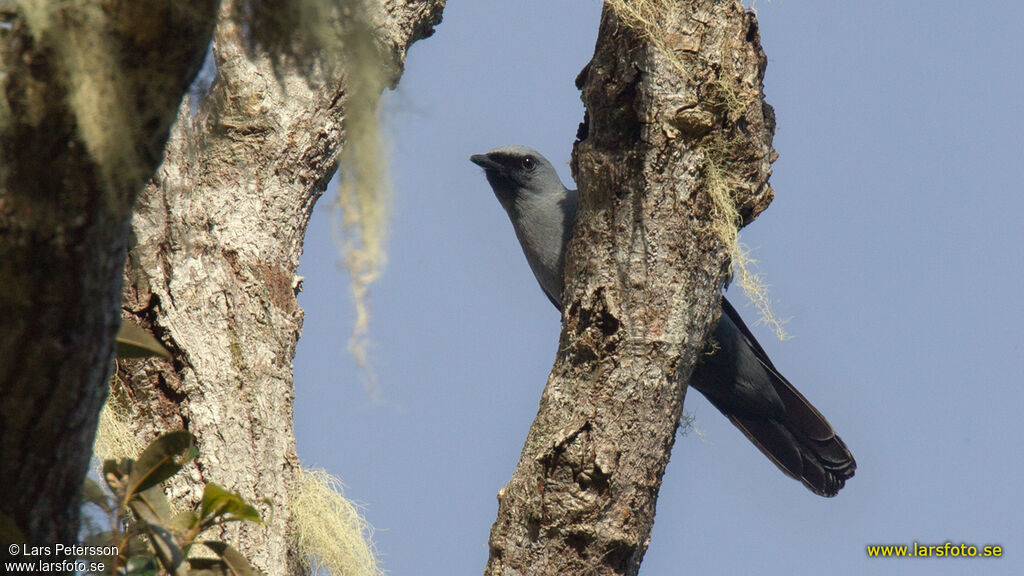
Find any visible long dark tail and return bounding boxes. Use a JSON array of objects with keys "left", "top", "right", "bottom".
[
  {"left": 707, "top": 375, "right": 857, "bottom": 497},
  {"left": 695, "top": 298, "right": 856, "bottom": 497}
]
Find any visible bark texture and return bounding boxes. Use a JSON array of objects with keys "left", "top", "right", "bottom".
[
  {"left": 484, "top": 2, "right": 775, "bottom": 575},
  {"left": 116, "top": 1, "right": 444, "bottom": 574},
  {"left": 0, "top": 0, "right": 218, "bottom": 549}
]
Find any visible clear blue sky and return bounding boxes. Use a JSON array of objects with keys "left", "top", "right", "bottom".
[{"left": 294, "top": 1, "right": 1024, "bottom": 574}]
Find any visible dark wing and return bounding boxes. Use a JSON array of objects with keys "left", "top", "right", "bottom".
[{"left": 691, "top": 297, "right": 856, "bottom": 497}]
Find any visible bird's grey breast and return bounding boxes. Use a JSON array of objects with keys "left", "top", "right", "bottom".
[{"left": 507, "top": 188, "right": 578, "bottom": 309}]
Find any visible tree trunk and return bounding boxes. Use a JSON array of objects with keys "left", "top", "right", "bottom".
[
  {"left": 484, "top": 2, "right": 775, "bottom": 575},
  {"left": 0, "top": 0, "right": 218, "bottom": 550},
  {"left": 117, "top": 1, "right": 444, "bottom": 574}
]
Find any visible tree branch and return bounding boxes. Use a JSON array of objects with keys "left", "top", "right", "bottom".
[
  {"left": 0, "top": 0, "right": 218, "bottom": 548},
  {"left": 117, "top": 1, "right": 445, "bottom": 573},
  {"left": 484, "top": 2, "right": 775, "bottom": 574}
]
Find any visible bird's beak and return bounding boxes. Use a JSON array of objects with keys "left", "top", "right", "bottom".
[{"left": 470, "top": 153, "right": 502, "bottom": 171}]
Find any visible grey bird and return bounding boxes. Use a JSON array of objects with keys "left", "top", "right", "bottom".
[{"left": 471, "top": 145, "right": 856, "bottom": 497}]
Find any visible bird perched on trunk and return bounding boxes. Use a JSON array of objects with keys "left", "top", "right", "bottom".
[{"left": 471, "top": 145, "right": 856, "bottom": 497}]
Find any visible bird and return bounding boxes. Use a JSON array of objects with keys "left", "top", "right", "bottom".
[{"left": 470, "top": 145, "right": 856, "bottom": 497}]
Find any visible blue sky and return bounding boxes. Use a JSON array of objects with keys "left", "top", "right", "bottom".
[{"left": 294, "top": 1, "right": 1024, "bottom": 574}]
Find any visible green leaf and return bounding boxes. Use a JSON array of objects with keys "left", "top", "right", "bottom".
[
  {"left": 116, "top": 321, "right": 171, "bottom": 359},
  {"left": 168, "top": 510, "right": 200, "bottom": 533},
  {"left": 125, "top": 555, "right": 159, "bottom": 576},
  {"left": 200, "top": 542, "right": 258, "bottom": 576},
  {"left": 188, "top": 558, "right": 229, "bottom": 576},
  {"left": 129, "top": 484, "right": 173, "bottom": 526},
  {"left": 102, "top": 458, "right": 132, "bottom": 496},
  {"left": 199, "top": 483, "right": 261, "bottom": 526},
  {"left": 81, "top": 477, "right": 113, "bottom": 514},
  {"left": 123, "top": 535, "right": 152, "bottom": 558},
  {"left": 144, "top": 523, "right": 187, "bottom": 576},
  {"left": 79, "top": 531, "right": 120, "bottom": 574},
  {"left": 125, "top": 431, "right": 197, "bottom": 500}
]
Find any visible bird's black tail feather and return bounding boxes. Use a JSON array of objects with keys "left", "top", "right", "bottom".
[
  {"left": 701, "top": 298, "right": 856, "bottom": 497},
  {"left": 708, "top": 378, "right": 856, "bottom": 497}
]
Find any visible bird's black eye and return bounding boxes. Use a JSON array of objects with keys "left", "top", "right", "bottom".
[{"left": 521, "top": 156, "right": 536, "bottom": 170}]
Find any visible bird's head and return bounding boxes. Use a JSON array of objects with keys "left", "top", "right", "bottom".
[{"left": 470, "top": 145, "right": 564, "bottom": 206}]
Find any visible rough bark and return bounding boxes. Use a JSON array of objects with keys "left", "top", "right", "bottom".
[
  {"left": 116, "top": 1, "right": 444, "bottom": 575},
  {"left": 0, "top": 0, "right": 218, "bottom": 549},
  {"left": 484, "top": 2, "right": 775, "bottom": 575}
]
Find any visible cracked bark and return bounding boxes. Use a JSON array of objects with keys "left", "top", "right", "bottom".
[
  {"left": 0, "top": 0, "right": 218, "bottom": 552},
  {"left": 483, "top": 2, "right": 775, "bottom": 575},
  {"left": 116, "top": 1, "right": 445, "bottom": 575}
]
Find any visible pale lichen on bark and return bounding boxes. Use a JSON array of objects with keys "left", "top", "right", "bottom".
[
  {"left": 114, "top": 1, "right": 445, "bottom": 574},
  {"left": 484, "top": 2, "right": 775, "bottom": 575},
  {"left": 0, "top": 0, "right": 217, "bottom": 549}
]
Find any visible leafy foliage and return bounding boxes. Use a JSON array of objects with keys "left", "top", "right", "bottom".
[
  {"left": 81, "top": 432, "right": 263, "bottom": 576},
  {"left": 115, "top": 320, "right": 171, "bottom": 359}
]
